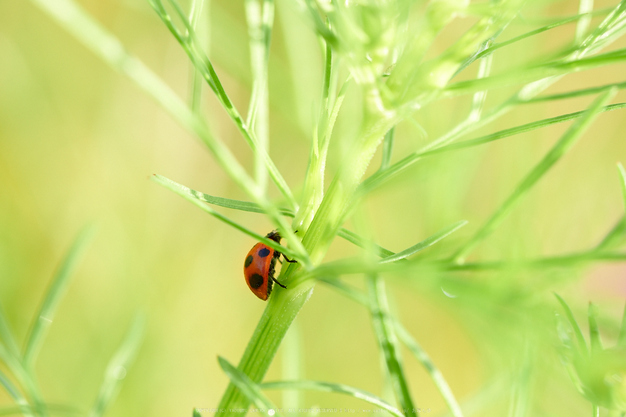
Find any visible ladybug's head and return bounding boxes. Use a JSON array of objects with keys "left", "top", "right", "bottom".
[{"left": 265, "top": 230, "right": 282, "bottom": 243}]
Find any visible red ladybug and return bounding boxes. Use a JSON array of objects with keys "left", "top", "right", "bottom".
[{"left": 243, "top": 230, "right": 295, "bottom": 301}]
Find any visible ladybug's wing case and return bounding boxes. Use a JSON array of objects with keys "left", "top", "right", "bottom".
[{"left": 243, "top": 243, "right": 276, "bottom": 300}]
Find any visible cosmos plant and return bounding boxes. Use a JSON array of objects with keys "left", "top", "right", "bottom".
[{"left": 2, "top": 0, "right": 626, "bottom": 416}]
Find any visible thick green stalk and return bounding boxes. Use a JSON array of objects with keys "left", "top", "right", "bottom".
[{"left": 216, "top": 102, "right": 396, "bottom": 415}]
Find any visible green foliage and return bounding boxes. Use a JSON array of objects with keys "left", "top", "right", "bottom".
[
  {"left": 12, "top": 0, "right": 626, "bottom": 415},
  {"left": 556, "top": 296, "right": 626, "bottom": 412},
  {"left": 0, "top": 229, "right": 144, "bottom": 417}
]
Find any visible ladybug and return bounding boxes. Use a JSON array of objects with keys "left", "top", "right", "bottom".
[{"left": 243, "top": 230, "right": 295, "bottom": 301}]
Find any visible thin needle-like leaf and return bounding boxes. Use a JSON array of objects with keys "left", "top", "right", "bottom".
[
  {"left": 0, "top": 370, "right": 22, "bottom": 403},
  {"left": 0, "top": 345, "right": 40, "bottom": 417},
  {"left": 554, "top": 294, "right": 588, "bottom": 356},
  {"left": 527, "top": 81, "right": 626, "bottom": 103},
  {"left": 23, "top": 225, "right": 96, "bottom": 369},
  {"left": 471, "top": 9, "right": 611, "bottom": 63},
  {"left": 151, "top": 174, "right": 304, "bottom": 263},
  {"left": 320, "top": 280, "right": 463, "bottom": 417},
  {"left": 149, "top": 175, "right": 400, "bottom": 260},
  {"left": 29, "top": 0, "right": 277, "bottom": 223},
  {"left": 153, "top": 175, "right": 293, "bottom": 216},
  {"left": 444, "top": 49, "right": 626, "bottom": 98},
  {"left": 188, "top": 0, "right": 207, "bottom": 113},
  {"left": 0, "top": 405, "right": 78, "bottom": 417},
  {"left": 359, "top": 102, "right": 626, "bottom": 197},
  {"left": 336, "top": 229, "right": 395, "bottom": 258},
  {"left": 595, "top": 216, "right": 626, "bottom": 251},
  {"left": 380, "top": 220, "right": 468, "bottom": 264},
  {"left": 379, "top": 128, "right": 395, "bottom": 171},
  {"left": 218, "top": 357, "right": 283, "bottom": 417},
  {"left": 575, "top": 0, "right": 595, "bottom": 42},
  {"left": 367, "top": 276, "right": 417, "bottom": 417},
  {"left": 588, "top": 302, "right": 602, "bottom": 352},
  {"left": 618, "top": 162, "right": 626, "bottom": 213},
  {"left": 453, "top": 87, "right": 617, "bottom": 263},
  {"left": 152, "top": 0, "right": 296, "bottom": 208},
  {"left": 261, "top": 380, "right": 404, "bottom": 417},
  {"left": 0, "top": 301, "right": 20, "bottom": 359},
  {"left": 89, "top": 315, "right": 145, "bottom": 417},
  {"left": 395, "top": 325, "right": 464, "bottom": 417},
  {"left": 245, "top": 0, "right": 274, "bottom": 189},
  {"left": 416, "top": 103, "right": 626, "bottom": 160}
]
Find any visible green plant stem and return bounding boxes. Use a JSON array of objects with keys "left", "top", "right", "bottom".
[
  {"left": 245, "top": 0, "right": 274, "bottom": 190},
  {"left": 215, "top": 279, "right": 314, "bottom": 416},
  {"left": 216, "top": 90, "right": 397, "bottom": 415},
  {"left": 367, "top": 276, "right": 418, "bottom": 417}
]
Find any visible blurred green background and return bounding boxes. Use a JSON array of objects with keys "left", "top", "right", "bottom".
[{"left": 1, "top": 0, "right": 626, "bottom": 416}]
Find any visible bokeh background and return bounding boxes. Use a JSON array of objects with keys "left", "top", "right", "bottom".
[{"left": 1, "top": 0, "right": 625, "bottom": 416}]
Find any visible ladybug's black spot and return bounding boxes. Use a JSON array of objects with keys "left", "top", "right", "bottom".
[
  {"left": 244, "top": 255, "right": 254, "bottom": 268},
  {"left": 249, "top": 273, "right": 264, "bottom": 289},
  {"left": 258, "top": 247, "right": 271, "bottom": 258}
]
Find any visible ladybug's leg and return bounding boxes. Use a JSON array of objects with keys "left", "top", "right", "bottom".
[
  {"left": 282, "top": 254, "right": 297, "bottom": 263},
  {"left": 272, "top": 277, "right": 287, "bottom": 289}
]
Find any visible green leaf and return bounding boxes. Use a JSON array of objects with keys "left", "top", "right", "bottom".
[
  {"left": 588, "top": 303, "right": 602, "bottom": 353},
  {"left": 379, "top": 128, "right": 395, "bottom": 171},
  {"left": 29, "top": 0, "right": 270, "bottom": 225},
  {"left": 319, "top": 278, "right": 370, "bottom": 306},
  {"left": 157, "top": 177, "right": 293, "bottom": 216},
  {"left": 453, "top": 87, "right": 618, "bottom": 262},
  {"left": 380, "top": 220, "right": 468, "bottom": 263},
  {"left": 151, "top": 175, "right": 401, "bottom": 262},
  {"left": 527, "top": 81, "right": 626, "bottom": 103},
  {"left": 261, "top": 380, "right": 404, "bottom": 417},
  {"left": 554, "top": 293, "right": 588, "bottom": 356},
  {"left": 367, "top": 276, "right": 418, "bottom": 417},
  {"left": 0, "top": 404, "right": 79, "bottom": 417},
  {"left": 321, "top": 279, "right": 463, "bottom": 417},
  {"left": 595, "top": 216, "right": 626, "bottom": 251},
  {"left": 469, "top": 7, "right": 613, "bottom": 66},
  {"left": 0, "top": 301, "right": 20, "bottom": 360},
  {"left": 0, "top": 369, "right": 21, "bottom": 401},
  {"left": 23, "top": 225, "right": 96, "bottom": 369},
  {"left": 618, "top": 162, "right": 626, "bottom": 213},
  {"left": 192, "top": 409, "right": 202, "bottom": 417},
  {"left": 151, "top": 174, "right": 303, "bottom": 263},
  {"left": 150, "top": 0, "right": 296, "bottom": 208},
  {"left": 188, "top": 0, "right": 208, "bottom": 113},
  {"left": 89, "top": 315, "right": 145, "bottom": 417},
  {"left": 0, "top": 344, "right": 40, "bottom": 417},
  {"left": 359, "top": 102, "right": 626, "bottom": 197},
  {"left": 217, "top": 357, "right": 282, "bottom": 417},
  {"left": 395, "top": 325, "right": 464, "bottom": 417},
  {"left": 151, "top": 174, "right": 412, "bottom": 264},
  {"left": 245, "top": 0, "right": 274, "bottom": 189},
  {"left": 336, "top": 228, "right": 395, "bottom": 258},
  {"left": 444, "top": 49, "right": 626, "bottom": 98},
  {"left": 417, "top": 103, "right": 626, "bottom": 160}
]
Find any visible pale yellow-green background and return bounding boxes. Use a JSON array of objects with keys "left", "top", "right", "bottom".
[{"left": 1, "top": 0, "right": 625, "bottom": 416}]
